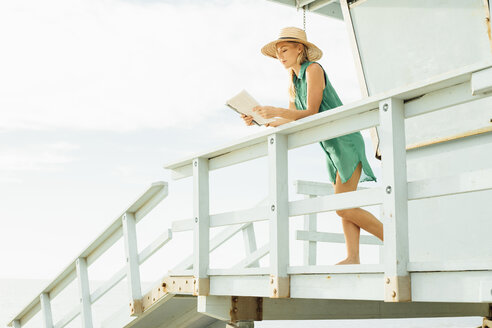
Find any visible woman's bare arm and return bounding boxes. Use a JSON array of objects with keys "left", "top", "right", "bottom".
[
  {"left": 254, "top": 64, "right": 325, "bottom": 121},
  {"left": 266, "top": 101, "right": 296, "bottom": 127}
]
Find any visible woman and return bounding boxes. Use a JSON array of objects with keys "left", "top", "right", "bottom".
[{"left": 242, "top": 27, "right": 383, "bottom": 265}]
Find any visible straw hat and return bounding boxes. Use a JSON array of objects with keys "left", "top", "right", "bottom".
[{"left": 261, "top": 27, "right": 323, "bottom": 61}]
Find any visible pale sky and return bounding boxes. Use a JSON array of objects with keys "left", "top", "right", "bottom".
[{"left": 0, "top": 0, "right": 387, "bottom": 326}]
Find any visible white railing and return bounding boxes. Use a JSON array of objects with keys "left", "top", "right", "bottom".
[
  {"left": 8, "top": 60, "right": 492, "bottom": 328},
  {"left": 163, "top": 60, "right": 492, "bottom": 302},
  {"left": 8, "top": 182, "right": 169, "bottom": 328}
]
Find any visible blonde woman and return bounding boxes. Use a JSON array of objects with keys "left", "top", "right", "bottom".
[{"left": 242, "top": 27, "right": 383, "bottom": 265}]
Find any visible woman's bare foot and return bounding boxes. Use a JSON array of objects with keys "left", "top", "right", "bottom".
[{"left": 336, "top": 257, "right": 360, "bottom": 265}]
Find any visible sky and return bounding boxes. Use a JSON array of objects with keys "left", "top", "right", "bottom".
[
  {"left": 1, "top": 1, "right": 482, "bottom": 328},
  {"left": 0, "top": 0, "right": 369, "bottom": 280}
]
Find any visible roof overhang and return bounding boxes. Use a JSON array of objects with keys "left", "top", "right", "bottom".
[{"left": 267, "top": 0, "right": 343, "bottom": 20}]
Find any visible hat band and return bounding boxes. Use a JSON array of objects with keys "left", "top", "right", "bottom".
[{"left": 278, "top": 36, "right": 303, "bottom": 41}]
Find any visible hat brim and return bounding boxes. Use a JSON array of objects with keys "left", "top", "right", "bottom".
[{"left": 261, "top": 38, "right": 323, "bottom": 62}]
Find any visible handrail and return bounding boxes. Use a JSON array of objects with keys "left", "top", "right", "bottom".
[
  {"left": 8, "top": 181, "right": 168, "bottom": 327},
  {"left": 164, "top": 60, "right": 492, "bottom": 179}
]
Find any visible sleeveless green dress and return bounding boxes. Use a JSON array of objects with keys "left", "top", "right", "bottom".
[{"left": 293, "top": 61, "right": 377, "bottom": 184}]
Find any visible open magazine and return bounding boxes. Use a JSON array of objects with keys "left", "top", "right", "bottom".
[{"left": 226, "top": 89, "right": 276, "bottom": 126}]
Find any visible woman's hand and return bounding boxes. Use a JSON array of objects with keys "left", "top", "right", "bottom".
[
  {"left": 241, "top": 114, "right": 255, "bottom": 126},
  {"left": 252, "top": 106, "right": 278, "bottom": 119}
]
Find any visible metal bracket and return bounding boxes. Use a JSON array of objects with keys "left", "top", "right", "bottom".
[{"left": 230, "top": 296, "right": 262, "bottom": 323}]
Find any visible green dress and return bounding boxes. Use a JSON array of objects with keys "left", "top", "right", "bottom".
[{"left": 293, "top": 61, "right": 377, "bottom": 184}]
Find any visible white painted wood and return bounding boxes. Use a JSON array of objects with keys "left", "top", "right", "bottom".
[
  {"left": 378, "top": 206, "right": 385, "bottom": 265},
  {"left": 171, "top": 218, "right": 194, "bottom": 232},
  {"left": 39, "top": 293, "right": 53, "bottom": 328},
  {"left": 407, "top": 167, "right": 492, "bottom": 200},
  {"left": 294, "top": 180, "right": 368, "bottom": 196},
  {"left": 379, "top": 98, "right": 410, "bottom": 280},
  {"left": 291, "top": 273, "right": 384, "bottom": 300},
  {"left": 209, "top": 275, "right": 270, "bottom": 297},
  {"left": 308, "top": 0, "right": 337, "bottom": 12},
  {"left": 479, "top": 280, "right": 492, "bottom": 302},
  {"left": 288, "top": 264, "right": 384, "bottom": 274},
  {"left": 408, "top": 260, "right": 492, "bottom": 272},
  {"left": 340, "top": 0, "right": 369, "bottom": 98},
  {"left": 208, "top": 267, "right": 270, "bottom": 276},
  {"left": 404, "top": 81, "right": 479, "bottom": 119},
  {"left": 133, "top": 183, "right": 169, "bottom": 221},
  {"left": 289, "top": 187, "right": 383, "bottom": 217},
  {"left": 406, "top": 128, "right": 492, "bottom": 182},
  {"left": 210, "top": 205, "right": 269, "bottom": 227},
  {"left": 53, "top": 306, "right": 80, "bottom": 328},
  {"left": 350, "top": 0, "right": 492, "bottom": 96},
  {"left": 287, "top": 109, "right": 378, "bottom": 150},
  {"left": 268, "top": 134, "right": 289, "bottom": 278},
  {"left": 411, "top": 271, "right": 492, "bottom": 302},
  {"left": 201, "top": 295, "right": 488, "bottom": 321},
  {"left": 407, "top": 189, "right": 492, "bottom": 264},
  {"left": 241, "top": 223, "right": 259, "bottom": 267},
  {"left": 209, "top": 141, "right": 267, "bottom": 172},
  {"left": 193, "top": 157, "right": 210, "bottom": 279},
  {"left": 122, "top": 212, "right": 142, "bottom": 303},
  {"left": 197, "top": 296, "right": 230, "bottom": 321},
  {"left": 294, "top": 180, "right": 335, "bottom": 196},
  {"left": 232, "top": 244, "right": 269, "bottom": 269},
  {"left": 297, "top": 230, "right": 383, "bottom": 246},
  {"left": 303, "top": 195, "right": 317, "bottom": 266},
  {"left": 138, "top": 228, "right": 172, "bottom": 263},
  {"left": 75, "top": 257, "right": 93, "bottom": 328},
  {"left": 471, "top": 66, "right": 492, "bottom": 95},
  {"left": 206, "top": 270, "right": 492, "bottom": 303},
  {"left": 9, "top": 300, "right": 41, "bottom": 328}
]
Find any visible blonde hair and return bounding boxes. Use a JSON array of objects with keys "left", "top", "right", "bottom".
[{"left": 287, "top": 43, "right": 309, "bottom": 102}]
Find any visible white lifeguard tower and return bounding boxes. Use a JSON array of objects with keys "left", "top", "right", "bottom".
[{"left": 7, "top": 1, "right": 492, "bottom": 328}]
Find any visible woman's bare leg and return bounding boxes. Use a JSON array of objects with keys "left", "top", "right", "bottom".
[
  {"left": 333, "top": 162, "right": 384, "bottom": 265},
  {"left": 339, "top": 218, "right": 361, "bottom": 264}
]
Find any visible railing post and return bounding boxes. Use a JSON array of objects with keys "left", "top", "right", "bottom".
[
  {"left": 76, "top": 257, "right": 93, "bottom": 327},
  {"left": 193, "top": 157, "right": 210, "bottom": 295},
  {"left": 122, "top": 212, "right": 143, "bottom": 315},
  {"left": 268, "top": 133, "right": 290, "bottom": 298},
  {"left": 303, "top": 195, "right": 317, "bottom": 266},
  {"left": 39, "top": 293, "right": 53, "bottom": 328},
  {"left": 379, "top": 97, "right": 411, "bottom": 302}
]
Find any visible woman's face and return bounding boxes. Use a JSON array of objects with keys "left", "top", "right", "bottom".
[{"left": 276, "top": 41, "right": 302, "bottom": 69}]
